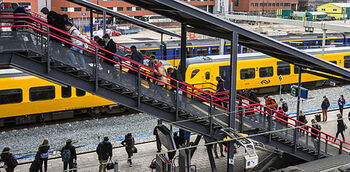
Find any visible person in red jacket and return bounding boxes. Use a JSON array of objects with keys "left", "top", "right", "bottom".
[{"left": 264, "top": 96, "right": 277, "bottom": 110}]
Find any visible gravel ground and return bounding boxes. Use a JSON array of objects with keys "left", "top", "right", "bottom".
[{"left": 1, "top": 85, "right": 350, "bottom": 158}]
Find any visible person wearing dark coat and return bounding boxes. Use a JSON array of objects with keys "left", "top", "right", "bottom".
[
  {"left": 38, "top": 139, "right": 50, "bottom": 172},
  {"left": 96, "top": 136, "right": 113, "bottom": 172},
  {"left": 102, "top": 33, "right": 117, "bottom": 66},
  {"left": 94, "top": 36, "right": 106, "bottom": 47},
  {"left": 321, "top": 96, "right": 330, "bottom": 122},
  {"left": 167, "top": 68, "right": 183, "bottom": 90},
  {"left": 311, "top": 119, "right": 321, "bottom": 150},
  {"left": 11, "top": 3, "right": 28, "bottom": 31},
  {"left": 61, "top": 139, "right": 77, "bottom": 172},
  {"left": 338, "top": 95, "right": 346, "bottom": 115},
  {"left": 130, "top": 45, "right": 144, "bottom": 64},
  {"left": 121, "top": 133, "right": 135, "bottom": 167},
  {"left": 335, "top": 113, "right": 346, "bottom": 142},
  {"left": 0, "top": 147, "right": 16, "bottom": 172}
]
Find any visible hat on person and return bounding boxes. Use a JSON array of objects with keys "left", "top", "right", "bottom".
[{"left": 66, "top": 139, "right": 72, "bottom": 143}]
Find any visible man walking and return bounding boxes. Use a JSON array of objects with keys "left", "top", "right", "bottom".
[
  {"left": 96, "top": 136, "right": 113, "bottom": 172},
  {"left": 61, "top": 139, "right": 77, "bottom": 172},
  {"left": 338, "top": 95, "right": 345, "bottom": 115}
]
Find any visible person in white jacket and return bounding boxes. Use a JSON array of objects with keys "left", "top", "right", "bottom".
[{"left": 64, "top": 22, "right": 90, "bottom": 70}]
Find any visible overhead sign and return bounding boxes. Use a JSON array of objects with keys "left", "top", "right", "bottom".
[{"left": 290, "top": 85, "right": 308, "bottom": 99}]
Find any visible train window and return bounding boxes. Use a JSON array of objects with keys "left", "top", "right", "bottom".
[
  {"left": 277, "top": 61, "right": 290, "bottom": 75},
  {"left": 175, "top": 49, "right": 180, "bottom": 57},
  {"left": 61, "top": 86, "right": 71, "bottom": 98},
  {"left": 76, "top": 89, "right": 86, "bottom": 97},
  {"left": 205, "top": 72, "right": 210, "bottom": 80},
  {"left": 197, "top": 48, "right": 208, "bottom": 56},
  {"left": 191, "top": 69, "right": 200, "bottom": 79},
  {"left": 29, "top": 86, "right": 55, "bottom": 101},
  {"left": 240, "top": 68, "right": 255, "bottom": 79},
  {"left": 0, "top": 89, "right": 22, "bottom": 105},
  {"left": 344, "top": 56, "right": 350, "bottom": 68},
  {"left": 226, "top": 46, "right": 231, "bottom": 53},
  {"left": 259, "top": 67, "right": 273, "bottom": 78},
  {"left": 330, "top": 61, "right": 337, "bottom": 64},
  {"left": 211, "top": 48, "right": 219, "bottom": 55}
]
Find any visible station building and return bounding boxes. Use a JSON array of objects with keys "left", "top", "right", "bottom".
[
  {"left": 317, "top": 3, "right": 350, "bottom": 20},
  {"left": 299, "top": 0, "right": 347, "bottom": 11},
  {"left": 231, "top": 0, "right": 298, "bottom": 16}
]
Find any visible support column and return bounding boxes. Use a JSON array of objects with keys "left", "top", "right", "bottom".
[
  {"left": 294, "top": 66, "right": 302, "bottom": 152},
  {"left": 219, "top": 39, "right": 225, "bottom": 55},
  {"left": 227, "top": 32, "right": 238, "bottom": 172},
  {"left": 90, "top": 9, "right": 93, "bottom": 38},
  {"left": 103, "top": 11, "right": 106, "bottom": 35},
  {"left": 180, "top": 23, "right": 187, "bottom": 79},
  {"left": 322, "top": 29, "right": 326, "bottom": 56},
  {"left": 206, "top": 142, "right": 217, "bottom": 172}
]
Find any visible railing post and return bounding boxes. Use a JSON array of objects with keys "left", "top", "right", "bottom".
[
  {"left": 176, "top": 81, "right": 179, "bottom": 122},
  {"left": 137, "top": 66, "right": 141, "bottom": 108},
  {"left": 306, "top": 127, "right": 309, "bottom": 146},
  {"left": 325, "top": 135, "right": 328, "bottom": 154},
  {"left": 240, "top": 108, "right": 244, "bottom": 133},
  {"left": 95, "top": 47, "right": 99, "bottom": 91},
  {"left": 259, "top": 106, "right": 262, "bottom": 123},
  {"left": 268, "top": 109, "right": 272, "bottom": 143},
  {"left": 46, "top": 28, "right": 50, "bottom": 73},
  {"left": 209, "top": 96, "right": 213, "bottom": 135},
  {"left": 339, "top": 141, "right": 343, "bottom": 155},
  {"left": 317, "top": 131, "right": 321, "bottom": 159}
]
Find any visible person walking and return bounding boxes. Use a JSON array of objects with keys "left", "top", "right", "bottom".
[
  {"left": 154, "top": 60, "right": 167, "bottom": 86},
  {"left": 216, "top": 76, "right": 227, "bottom": 108},
  {"left": 334, "top": 114, "right": 346, "bottom": 142},
  {"left": 338, "top": 95, "right": 345, "bottom": 115},
  {"left": 61, "top": 139, "right": 77, "bottom": 172},
  {"left": 38, "top": 139, "right": 50, "bottom": 172},
  {"left": 130, "top": 45, "right": 144, "bottom": 65},
  {"left": 102, "top": 33, "right": 118, "bottom": 64},
  {"left": 0, "top": 147, "right": 17, "bottom": 172},
  {"left": 321, "top": 96, "right": 330, "bottom": 122},
  {"left": 297, "top": 110, "right": 308, "bottom": 135},
  {"left": 280, "top": 98, "right": 288, "bottom": 113},
  {"left": 153, "top": 124, "right": 162, "bottom": 152},
  {"left": 213, "top": 143, "right": 225, "bottom": 158},
  {"left": 96, "top": 136, "right": 113, "bottom": 172},
  {"left": 121, "top": 133, "right": 135, "bottom": 167},
  {"left": 65, "top": 22, "right": 89, "bottom": 70},
  {"left": 264, "top": 96, "right": 277, "bottom": 110},
  {"left": 311, "top": 119, "right": 321, "bottom": 150}
]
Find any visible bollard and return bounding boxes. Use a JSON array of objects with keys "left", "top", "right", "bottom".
[{"left": 114, "top": 160, "right": 118, "bottom": 172}]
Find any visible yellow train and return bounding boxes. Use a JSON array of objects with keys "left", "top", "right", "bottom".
[
  {"left": 185, "top": 47, "right": 350, "bottom": 93},
  {"left": 0, "top": 69, "right": 122, "bottom": 127}
]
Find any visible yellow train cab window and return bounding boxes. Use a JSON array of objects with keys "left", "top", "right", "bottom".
[
  {"left": 191, "top": 69, "right": 200, "bottom": 79},
  {"left": 344, "top": 56, "right": 350, "bottom": 68},
  {"left": 259, "top": 67, "right": 273, "bottom": 78},
  {"left": 61, "top": 86, "right": 71, "bottom": 98},
  {"left": 29, "top": 86, "right": 55, "bottom": 101},
  {"left": 76, "top": 89, "right": 86, "bottom": 97},
  {"left": 240, "top": 68, "right": 255, "bottom": 79},
  {"left": 277, "top": 61, "right": 290, "bottom": 75},
  {"left": 0, "top": 89, "right": 22, "bottom": 105}
]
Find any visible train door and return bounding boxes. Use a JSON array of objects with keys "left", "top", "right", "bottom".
[
  {"left": 202, "top": 66, "right": 212, "bottom": 91},
  {"left": 219, "top": 66, "right": 230, "bottom": 90},
  {"left": 187, "top": 48, "right": 193, "bottom": 58}
]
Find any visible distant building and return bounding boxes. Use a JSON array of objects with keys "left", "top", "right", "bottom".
[
  {"left": 299, "top": 0, "right": 347, "bottom": 12},
  {"left": 231, "top": 0, "right": 298, "bottom": 16},
  {"left": 2, "top": 0, "right": 50, "bottom": 13},
  {"left": 317, "top": 3, "right": 350, "bottom": 19}
]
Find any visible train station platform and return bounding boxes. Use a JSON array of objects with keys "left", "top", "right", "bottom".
[{"left": 13, "top": 136, "right": 272, "bottom": 172}]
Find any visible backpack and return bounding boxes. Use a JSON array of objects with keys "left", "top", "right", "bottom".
[
  {"left": 7, "top": 156, "right": 18, "bottom": 168},
  {"left": 282, "top": 102, "right": 288, "bottom": 112},
  {"left": 29, "top": 159, "right": 41, "bottom": 172},
  {"left": 271, "top": 99, "right": 278, "bottom": 109},
  {"left": 62, "top": 148, "right": 71, "bottom": 162}
]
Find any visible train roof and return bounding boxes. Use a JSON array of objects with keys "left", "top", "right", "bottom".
[
  {"left": 185, "top": 46, "right": 350, "bottom": 67},
  {"left": 0, "top": 69, "right": 29, "bottom": 78}
]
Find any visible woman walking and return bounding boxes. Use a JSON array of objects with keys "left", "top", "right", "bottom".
[
  {"left": 338, "top": 95, "right": 346, "bottom": 115},
  {"left": 121, "top": 133, "right": 136, "bottom": 167},
  {"left": 38, "top": 139, "right": 50, "bottom": 172},
  {"left": 334, "top": 113, "right": 346, "bottom": 142}
]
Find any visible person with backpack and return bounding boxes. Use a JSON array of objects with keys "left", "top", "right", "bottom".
[
  {"left": 61, "top": 139, "right": 77, "bottom": 172},
  {"left": 297, "top": 110, "right": 308, "bottom": 135},
  {"left": 0, "top": 147, "right": 17, "bottom": 172},
  {"left": 334, "top": 113, "right": 346, "bottom": 143},
  {"left": 311, "top": 119, "right": 321, "bottom": 150},
  {"left": 338, "top": 95, "right": 346, "bottom": 115},
  {"left": 264, "top": 96, "right": 277, "bottom": 110},
  {"left": 121, "top": 133, "right": 135, "bottom": 167},
  {"left": 38, "top": 139, "right": 50, "bottom": 172},
  {"left": 96, "top": 136, "right": 113, "bottom": 172},
  {"left": 321, "top": 96, "right": 330, "bottom": 122},
  {"left": 65, "top": 22, "right": 90, "bottom": 70},
  {"left": 280, "top": 98, "right": 288, "bottom": 113}
]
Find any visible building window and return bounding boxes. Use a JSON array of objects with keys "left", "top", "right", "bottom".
[
  {"left": 126, "top": 7, "right": 132, "bottom": 11},
  {"left": 107, "top": 7, "right": 113, "bottom": 10},
  {"left": 30, "top": 86, "right": 55, "bottom": 101},
  {"left": 61, "top": 7, "right": 67, "bottom": 12},
  {"left": 240, "top": 68, "right": 255, "bottom": 79},
  {"left": 276, "top": 3, "right": 279, "bottom": 6},
  {"left": 0, "top": 89, "right": 22, "bottom": 105},
  {"left": 251, "top": 3, "right": 254, "bottom": 7},
  {"left": 259, "top": 67, "right": 273, "bottom": 78},
  {"left": 117, "top": 7, "right": 123, "bottom": 11},
  {"left": 136, "top": 7, "right": 141, "bottom": 11},
  {"left": 268, "top": 3, "right": 271, "bottom": 6},
  {"left": 277, "top": 61, "right": 290, "bottom": 75},
  {"left": 234, "top": 0, "right": 238, "bottom": 6},
  {"left": 333, "top": 8, "right": 337, "bottom": 11},
  {"left": 255, "top": 3, "right": 258, "bottom": 6},
  {"left": 76, "top": 89, "right": 86, "bottom": 97},
  {"left": 74, "top": 7, "right": 82, "bottom": 12},
  {"left": 61, "top": 86, "right": 71, "bottom": 98},
  {"left": 345, "top": 56, "right": 350, "bottom": 68},
  {"left": 272, "top": 3, "right": 275, "bottom": 6},
  {"left": 264, "top": 3, "right": 267, "bottom": 6},
  {"left": 260, "top": 3, "right": 263, "bottom": 6}
]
